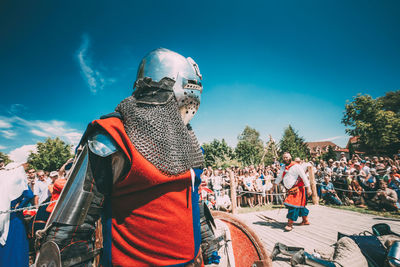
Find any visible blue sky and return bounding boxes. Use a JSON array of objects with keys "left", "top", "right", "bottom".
[{"left": 1, "top": 1, "right": 399, "bottom": 162}]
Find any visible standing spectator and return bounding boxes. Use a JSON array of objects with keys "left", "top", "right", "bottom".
[
  {"left": 211, "top": 169, "right": 223, "bottom": 197},
  {"left": 339, "top": 152, "right": 347, "bottom": 163},
  {"left": 243, "top": 171, "right": 255, "bottom": 207},
  {"left": 48, "top": 171, "right": 59, "bottom": 194},
  {"left": 26, "top": 169, "right": 36, "bottom": 191},
  {"left": 33, "top": 170, "right": 51, "bottom": 206},
  {"left": 371, "top": 156, "right": 379, "bottom": 168},
  {"left": 0, "top": 158, "right": 4, "bottom": 170},
  {"left": 0, "top": 164, "right": 34, "bottom": 267}
]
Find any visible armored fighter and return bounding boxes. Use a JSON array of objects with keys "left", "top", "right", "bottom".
[{"left": 36, "top": 48, "right": 205, "bottom": 266}]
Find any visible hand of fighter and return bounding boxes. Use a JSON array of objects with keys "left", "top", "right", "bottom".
[{"left": 307, "top": 189, "right": 312, "bottom": 197}]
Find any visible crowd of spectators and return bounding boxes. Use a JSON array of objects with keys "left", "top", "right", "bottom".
[{"left": 200, "top": 152, "right": 400, "bottom": 214}]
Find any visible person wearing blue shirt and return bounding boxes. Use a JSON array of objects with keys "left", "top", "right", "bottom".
[{"left": 321, "top": 176, "right": 342, "bottom": 206}]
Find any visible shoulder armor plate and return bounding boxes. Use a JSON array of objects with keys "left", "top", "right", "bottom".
[{"left": 88, "top": 132, "right": 118, "bottom": 157}]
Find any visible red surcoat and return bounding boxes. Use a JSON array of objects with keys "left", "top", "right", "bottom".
[{"left": 94, "top": 117, "right": 200, "bottom": 266}]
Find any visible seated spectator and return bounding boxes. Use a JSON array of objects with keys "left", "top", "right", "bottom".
[
  {"left": 358, "top": 170, "right": 379, "bottom": 201},
  {"left": 215, "top": 190, "right": 231, "bottom": 211},
  {"left": 370, "top": 181, "right": 399, "bottom": 211},
  {"left": 321, "top": 176, "right": 342, "bottom": 206},
  {"left": 350, "top": 176, "right": 366, "bottom": 208}
]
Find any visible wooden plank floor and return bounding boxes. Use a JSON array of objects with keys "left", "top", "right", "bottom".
[{"left": 235, "top": 205, "right": 400, "bottom": 266}]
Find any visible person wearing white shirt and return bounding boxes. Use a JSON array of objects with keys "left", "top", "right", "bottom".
[
  {"left": 274, "top": 152, "right": 312, "bottom": 231},
  {"left": 215, "top": 190, "right": 231, "bottom": 211},
  {"left": 33, "top": 170, "right": 51, "bottom": 206}
]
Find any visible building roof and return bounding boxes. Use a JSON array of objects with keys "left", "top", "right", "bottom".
[
  {"left": 307, "top": 141, "right": 342, "bottom": 155},
  {"left": 307, "top": 141, "right": 339, "bottom": 149},
  {"left": 346, "top": 136, "right": 360, "bottom": 148}
]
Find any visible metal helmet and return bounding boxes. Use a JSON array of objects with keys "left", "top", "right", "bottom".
[{"left": 134, "top": 48, "right": 203, "bottom": 125}]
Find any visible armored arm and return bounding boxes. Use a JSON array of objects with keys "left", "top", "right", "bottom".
[{"left": 36, "top": 131, "right": 128, "bottom": 267}]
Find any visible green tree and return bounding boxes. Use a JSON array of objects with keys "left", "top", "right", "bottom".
[
  {"left": 348, "top": 142, "right": 355, "bottom": 159},
  {"left": 28, "top": 137, "right": 73, "bottom": 171},
  {"left": 322, "top": 146, "right": 336, "bottom": 162},
  {"left": 0, "top": 151, "right": 12, "bottom": 165},
  {"left": 380, "top": 90, "right": 400, "bottom": 114},
  {"left": 279, "top": 125, "right": 310, "bottom": 160},
  {"left": 202, "top": 139, "right": 236, "bottom": 168},
  {"left": 342, "top": 92, "right": 400, "bottom": 155},
  {"left": 235, "top": 126, "right": 264, "bottom": 166}
]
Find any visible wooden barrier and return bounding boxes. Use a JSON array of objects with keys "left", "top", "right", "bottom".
[{"left": 307, "top": 166, "right": 319, "bottom": 205}]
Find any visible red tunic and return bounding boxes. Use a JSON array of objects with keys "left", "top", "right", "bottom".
[
  {"left": 94, "top": 117, "right": 200, "bottom": 266},
  {"left": 282, "top": 162, "right": 307, "bottom": 208}
]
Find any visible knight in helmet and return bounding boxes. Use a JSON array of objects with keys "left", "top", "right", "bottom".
[{"left": 36, "top": 48, "right": 205, "bottom": 266}]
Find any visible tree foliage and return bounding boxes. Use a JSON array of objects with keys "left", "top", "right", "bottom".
[
  {"left": 279, "top": 125, "right": 310, "bottom": 160},
  {"left": 0, "top": 151, "right": 12, "bottom": 165},
  {"left": 202, "top": 139, "right": 236, "bottom": 168},
  {"left": 342, "top": 92, "right": 400, "bottom": 155},
  {"left": 27, "top": 137, "right": 73, "bottom": 171},
  {"left": 322, "top": 146, "right": 336, "bottom": 162},
  {"left": 235, "top": 126, "right": 264, "bottom": 166},
  {"left": 262, "top": 135, "right": 280, "bottom": 165}
]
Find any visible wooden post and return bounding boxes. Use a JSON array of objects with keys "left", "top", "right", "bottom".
[
  {"left": 307, "top": 166, "right": 319, "bottom": 205},
  {"left": 230, "top": 171, "right": 237, "bottom": 214}
]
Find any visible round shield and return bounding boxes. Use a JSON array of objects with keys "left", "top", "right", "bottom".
[
  {"left": 35, "top": 241, "right": 61, "bottom": 267},
  {"left": 211, "top": 211, "right": 272, "bottom": 267}
]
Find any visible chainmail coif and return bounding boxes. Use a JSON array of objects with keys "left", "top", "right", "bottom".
[{"left": 115, "top": 96, "right": 204, "bottom": 176}]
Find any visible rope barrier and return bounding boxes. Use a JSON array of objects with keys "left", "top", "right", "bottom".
[{"left": 0, "top": 200, "right": 57, "bottom": 215}]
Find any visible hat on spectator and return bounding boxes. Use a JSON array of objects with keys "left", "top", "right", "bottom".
[
  {"left": 49, "top": 171, "right": 58, "bottom": 177},
  {"left": 340, "top": 152, "right": 345, "bottom": 155},
  {"left": 354, "top": 162, "right": 361, "bottom": 166},
  {"left": 46, "top": 178, "right": 67, "bottom": 213},
  {"left": 328, "top": 159, "right": 334, "bottom": 162},
  {"left": 370, "top": 168, "right": 377, "bottom": 175},
  {"left": 376, "top": 167, "right": 387, "bottom": 174}
]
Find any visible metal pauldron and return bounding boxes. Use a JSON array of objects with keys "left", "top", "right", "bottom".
[{"left": 46, "top": 145, "right": 95, "bottom": 226}]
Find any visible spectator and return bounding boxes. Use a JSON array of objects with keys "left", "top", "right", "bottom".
[
  {"left": 0, "top": 164, "right": 34, "bottom": 267},
  {"left": 33, "top": 170, "right": 51, "bottom": 206},
  {"left": 215, "top": 190, "right": 231, "bottom": 211},
  {"left": 26, "top": 169, "right": 36, "bottom": 191},
  {"left": 339, "top": 152, "right": 347, "bottom": 163},
  {"left": 321, "top": 176, "right": 342, "bottom": 205},
  {"left": 370, "top": 181, "right": 398, "bottom": 211},
  {"left": 350, "top": 175, "right": 366, "bottom": 208},
  {"left": 211, "top": 169, "right": 223, "bottom": 197},
  {"left": 48, "top": 171, "right": 59, "bottom": 194}
]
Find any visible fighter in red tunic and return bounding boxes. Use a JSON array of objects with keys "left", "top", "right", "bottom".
[
  {"left": 274, "top": 152, "right": 312, "bottom": 231},
  {"left": 35, "top": 48, "right": 205, "bottom": 266}
]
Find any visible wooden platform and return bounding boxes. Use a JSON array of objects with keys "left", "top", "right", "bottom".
[{"left": 235, "top": 205, "right": 400, "bottom": 266}]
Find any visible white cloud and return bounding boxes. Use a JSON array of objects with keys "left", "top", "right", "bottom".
[
  {"left": 0, "top": 130, "right": 16, "bottom": 139},
  {"left": 9, "top": 144, "right": 37, "bottom": 163},
  {"left": 317, "top": 136, "right": 346, "bottom": 142},
  {"left": 0, "top": 145, "right": 6, "bottom": 150},
  {"left": 12, "top": 116, "right": 83, "bottom": 147},
  {"left": 64, "top": 132, "right": 83, "bottom": 146},
  {"left": 0, "top": 120, "right": 12, "bottom": 128},
  {"left": 77, "top": 34, "right": 113, "bottom": 94}
]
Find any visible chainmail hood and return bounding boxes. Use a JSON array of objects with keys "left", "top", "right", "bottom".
[{"left": 115, "top": 96, "right": 204, "bottom": 176}]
